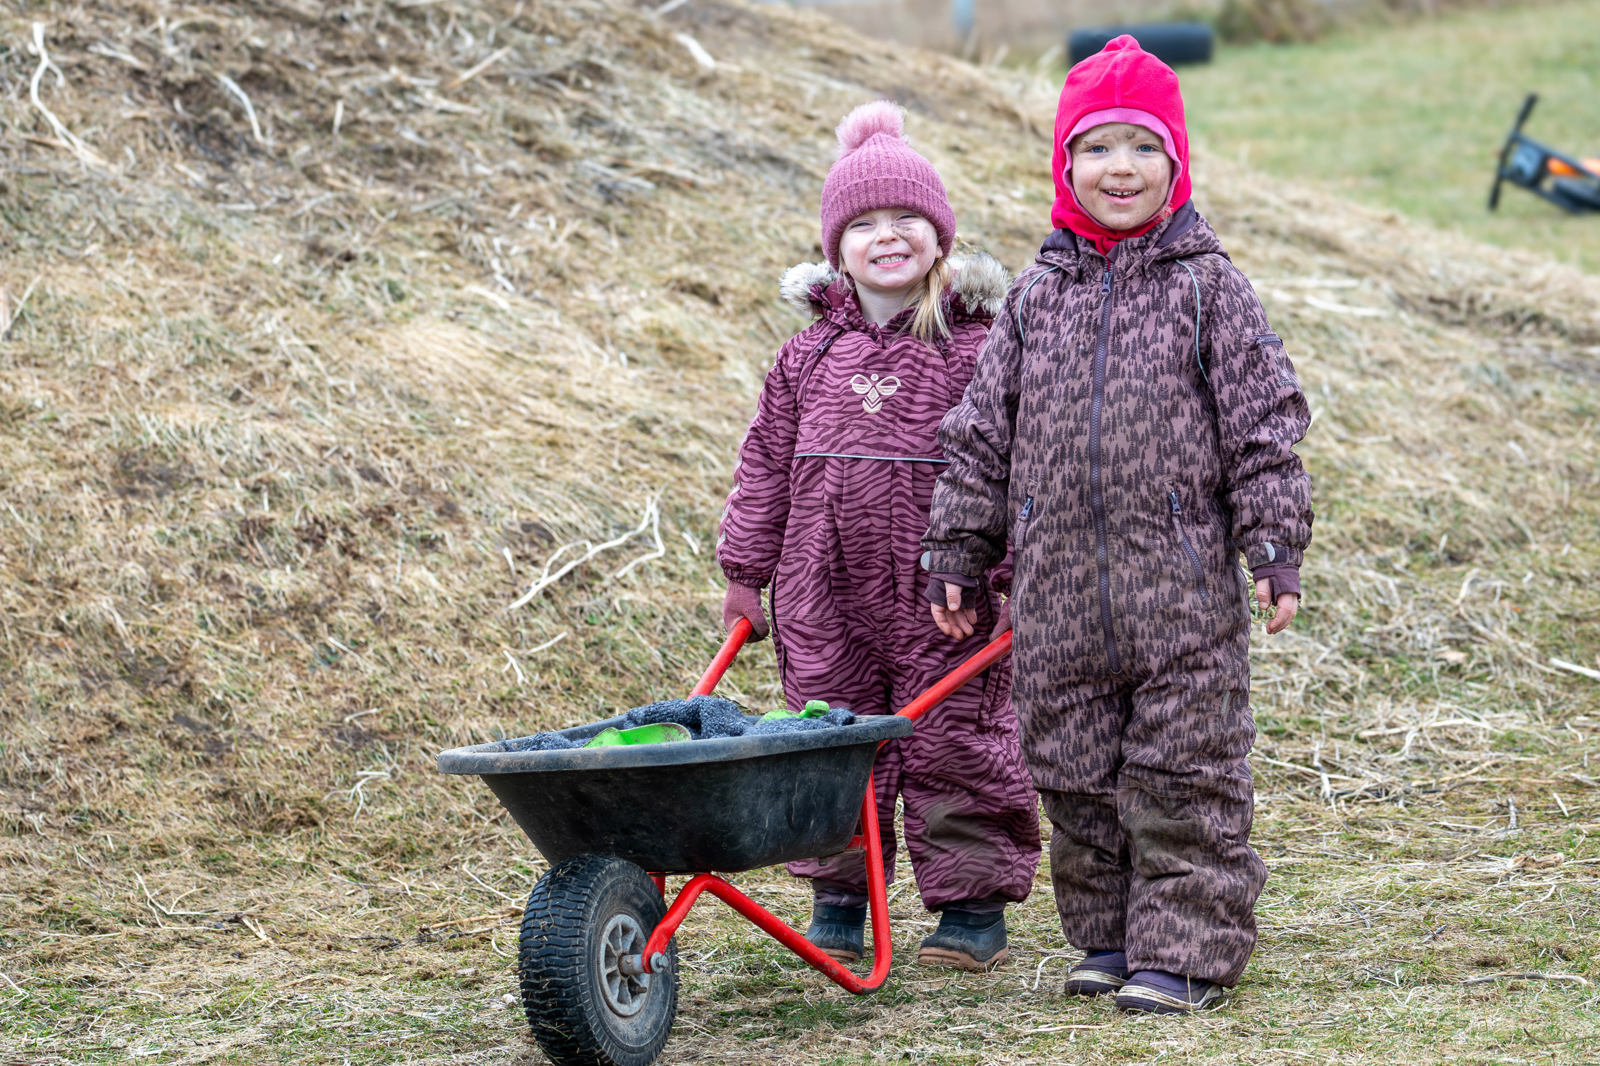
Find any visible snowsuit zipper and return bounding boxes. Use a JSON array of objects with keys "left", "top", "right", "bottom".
[
  {"left": 1090, "top": 265, "right": 1121, "bottom": 674},
  {"left": 1168, "top": 489, "right": 1210, "bottom": 601},
  {"left": 1015, "top": 494, "right": 1034, "bottom": 551}
]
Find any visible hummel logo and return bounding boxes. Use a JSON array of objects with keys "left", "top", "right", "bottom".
[{"left": 850, "top": 373, "right": 900, "bottom": 413}]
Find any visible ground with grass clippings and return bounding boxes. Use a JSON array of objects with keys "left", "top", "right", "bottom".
[{"left": 0, "top": 1, "right": 1596, "bottom": 1064}]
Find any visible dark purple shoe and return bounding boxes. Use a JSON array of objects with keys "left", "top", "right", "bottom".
[
  {"left": 1115, "top": 970, "right": 1223, "bottom": 1014},
  {"left": 1063, "top": 950, "right": 1129, "bottom": 996}
]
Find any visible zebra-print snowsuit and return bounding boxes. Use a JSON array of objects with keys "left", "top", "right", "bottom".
[{"left": 717, "top": 256, "right": 1040, "bottom": 911}]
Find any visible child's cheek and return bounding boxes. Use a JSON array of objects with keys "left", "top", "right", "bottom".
[{"left": 1070, "top": 170, "right": 1093, "bottom": 206}]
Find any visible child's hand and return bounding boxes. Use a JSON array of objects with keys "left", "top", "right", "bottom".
[
  {"left": 723, "top": 581, "right": 770, "bottom": 642},
  {"left": 1254, "top": 578, "right": 1298, "bottom": 635},
  {"left": 930, "top": 582, "right": 978, "bottom": 640}
]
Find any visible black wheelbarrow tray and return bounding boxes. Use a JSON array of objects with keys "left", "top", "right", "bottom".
[{"left": 436, "top": 618, "right": 1013, "bottom": 1066}]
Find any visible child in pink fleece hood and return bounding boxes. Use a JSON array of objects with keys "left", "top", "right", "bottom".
[{"left": 923, "top": 36, "right": 1314, "bottom": 1013}]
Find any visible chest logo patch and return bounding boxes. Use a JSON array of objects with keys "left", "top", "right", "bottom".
[{"left": 850, "top": 373, "right": 900, "bottom": 414}]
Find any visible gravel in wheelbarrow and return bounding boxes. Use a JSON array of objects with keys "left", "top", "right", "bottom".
[{"left": 436, "top": 697, "right": 913, "bottom": 875}]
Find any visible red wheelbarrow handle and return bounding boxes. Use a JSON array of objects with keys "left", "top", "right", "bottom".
[
  {"left": 896, "top": 630, "right": 1013, "bottom": 722},
  {"left": 690, "top": 617, "right": 753, "bottom": 697},
  {"left": 691, "top": 619, "right": 1012, "bottom": 717}
]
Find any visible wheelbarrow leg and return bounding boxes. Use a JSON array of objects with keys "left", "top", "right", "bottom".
[
  {"left": 628, "top": 629, "right": 1011, "bottom": 998},
  {"left": 638, "top": 771, "right": 894, "bottom": 994},
  {"left": 859, "top": 767, "right": 895, "bottom": 988}
]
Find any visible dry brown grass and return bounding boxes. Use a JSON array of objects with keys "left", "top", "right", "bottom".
[{"left": 0, "top": 1, "right": 1596, "bottom": 1064}]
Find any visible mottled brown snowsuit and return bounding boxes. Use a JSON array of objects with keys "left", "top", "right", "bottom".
[{"left": 922, "top": 204, "right": 1313, "bottom": 985}]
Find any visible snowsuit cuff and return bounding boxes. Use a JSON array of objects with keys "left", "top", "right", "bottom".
[
  {"left": 1250, "top": 562, "right": 1301, "bottom": 600},
  {"left": 937, "top": 896, "right": 1010, "bottom": 915},
  {"left": 719, "top": 564, "right": 771, "bottom": 589},
  {"left": 925, "top": 573, "right": 978, "bottom": 609},
  {"left": 1243, "top": 542, "right": 1303, "bottom": 571},
  {"left": 919, "top": 549, "right": 988, "bottom": 579}
]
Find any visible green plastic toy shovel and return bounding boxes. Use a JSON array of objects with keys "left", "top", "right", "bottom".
[
  {"left": 757, "top": 699, "right": 832, "bottom": 724},
  {"left": 583, "top": 722, "right": 694, "bottom": 748}
]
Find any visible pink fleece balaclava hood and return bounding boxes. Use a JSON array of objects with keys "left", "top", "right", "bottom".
[
  {"left": 819, "top": 100, "right": 957, "bottom": 269},
  {"left": 1051, "top": 35, "right": 1191, "bottom": 255}
]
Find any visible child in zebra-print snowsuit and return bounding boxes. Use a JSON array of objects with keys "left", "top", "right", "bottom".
[{"left": 717, "top": 100, "right": 1041, "bottom": 972}]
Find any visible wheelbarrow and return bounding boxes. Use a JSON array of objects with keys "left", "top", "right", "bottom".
[{"left": 436, "top": 619, "right": 1014, "bottom": 1066}]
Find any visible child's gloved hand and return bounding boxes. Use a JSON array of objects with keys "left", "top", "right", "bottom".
[
  {"left": 722, "top": 581, "right": 770, "bottom": 641},
  {"left": 926, "top": 573, "right": 978, "bottom": 640},
  {"left": 1253, "top": 571, "right": 1299, "bottom": 635}
]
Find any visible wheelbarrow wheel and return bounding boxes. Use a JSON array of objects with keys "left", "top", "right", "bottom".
[{"left": 518, "top": 854, "right": 679, "bottom": 1066}]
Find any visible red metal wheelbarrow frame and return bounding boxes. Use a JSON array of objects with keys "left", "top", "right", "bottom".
[{"left": 635, "top": 617, "right": 1014, "bottom": 993}]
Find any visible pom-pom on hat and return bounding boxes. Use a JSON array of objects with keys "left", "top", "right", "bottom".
[{"left": 819, "top": 101, "right": 956, "bottom": 269}]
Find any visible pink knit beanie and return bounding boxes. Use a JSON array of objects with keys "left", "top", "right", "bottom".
[{"left": 818, "top": 101, "right": 956, "bottom": 269}]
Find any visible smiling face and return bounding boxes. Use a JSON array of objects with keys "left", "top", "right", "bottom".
[
  {"left": 836, "top": 208, "right": 938, "bottom": 310},
  {"left": 1067, "top": 122, "right": 1175, "bottom": 232}
]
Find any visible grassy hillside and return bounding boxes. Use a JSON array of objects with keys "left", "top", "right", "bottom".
[{"left": 0, "top": 1, "right": 1597, "bottom": 1064}]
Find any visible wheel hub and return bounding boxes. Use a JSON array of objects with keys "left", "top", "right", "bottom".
[{"left": 598, "top": 913, "right": 652, "bottom": 1017}]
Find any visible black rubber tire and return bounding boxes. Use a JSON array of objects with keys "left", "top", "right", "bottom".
[
  {"left": 518, "top": 855, "right": 679, "bottom": 1066},
  {"left": 1068, "top": 22, "right": 1215, "bottom": 67},
  {"left": 1551, "top": 177, "right": 1600, "bottom": 211}
]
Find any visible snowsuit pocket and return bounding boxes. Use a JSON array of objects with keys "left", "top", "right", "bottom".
[
  {"left": 968, "top": 657, "right": 1012, "bottom": 734},
  {"left": 1167, "top": 489, "right": 1211, "bottom": 603},
  {"left": 1254, "top": 332, "right": 1297, "bottom": 388},
  {"left": 1008, "top": 492, "right": 1037, "bottom": 620},
  {"left": 1012, "top": 493, "right": 1036, "bottom": 554}
]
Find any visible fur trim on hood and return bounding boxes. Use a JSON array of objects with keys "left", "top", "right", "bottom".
[
  {"left": 779, "top": 262, "right": 838, "bottom": 314},
  {"left": 952, "top": 252, "right": 1010, "bottom": 317},
  {"left": 778, "top": 253, "right": 1011, "bottom": 317}
]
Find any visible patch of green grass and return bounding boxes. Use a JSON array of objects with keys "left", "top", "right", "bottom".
[{"left": 1178, "top": 0, "right": 1600, "bottom": 271}]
